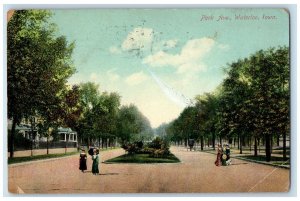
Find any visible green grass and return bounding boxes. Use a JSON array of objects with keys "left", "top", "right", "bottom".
[
  {"left": 237, "top": 155, "right": 290, "bottom": 163},
  {"left": 8, "top": 151, "right": 79, "bottom": 164},
  {"left": 105, "top": 153, "right": 180, "bottom": 164}
]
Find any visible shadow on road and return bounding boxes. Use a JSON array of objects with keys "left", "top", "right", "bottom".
[
  {"left": 99, "top": 173, "right": 119, "bottom": 176},
  {"left": 230, "top": 162, "right": 248, "bottom": 166}
]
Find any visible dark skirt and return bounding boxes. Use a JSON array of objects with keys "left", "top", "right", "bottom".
[
  {"left": 92, "top": 155, "right": 99, "bottom": 174},
  {"left": 79, "top": 155, "right": 87, "bottom": 171}
]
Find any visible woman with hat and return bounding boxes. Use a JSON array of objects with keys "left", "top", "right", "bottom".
[
  {"left": 79, "top": 149, "right": 87, "bottom": 172},
  {"left": 91, "top": 148, "right": 100, "bottom": 175}
]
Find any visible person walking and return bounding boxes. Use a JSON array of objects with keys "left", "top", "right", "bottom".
[
  {"left": 215, "top": 144, "right": 223, "bottom": 166},
  {"left": 91, "top": 148, "right": 99, "bottom": 175},
  {"left": 79, "top": 149, "right": 87, "bottom": 172}
]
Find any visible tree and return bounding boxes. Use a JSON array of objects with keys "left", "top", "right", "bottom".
[
  {"left": 243, "top": 47, "right": 289, "bottom": 161},
  {"left": 195, "top": 93, "right": 219, "bottom": 150},
  {"left": 117, "top": 104, "right": 152, "bottom": 144},
  {"left": 93, "top": 92, "right": 121, "bottom": 148},
  {"left": 7, "top": 10, "right": 75, "bottom": 157}
]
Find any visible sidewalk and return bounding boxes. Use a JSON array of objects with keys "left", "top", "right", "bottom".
[{"left": 197, "top": 146, "right": 290, "bottom": 169}]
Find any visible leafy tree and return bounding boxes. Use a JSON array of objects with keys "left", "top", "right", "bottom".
[
  {"left": 117, "top": 104, "right": 153, "bottom": 144},
  {"left": 243, "top": 47, "right": 289, "bottom": 161},
  {"left": 7, "top": 10, "right": 75, "bottom": 157}
]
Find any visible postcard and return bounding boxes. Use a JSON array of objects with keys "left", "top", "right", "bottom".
[{"left": 7, "top": 7, "right": 290, "bottom": 194}]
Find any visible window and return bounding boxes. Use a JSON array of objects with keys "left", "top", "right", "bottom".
[{"left": 59, "top": 133, "right": 65, "bottom": 141}]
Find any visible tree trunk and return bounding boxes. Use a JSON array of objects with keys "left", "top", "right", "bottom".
[
  {"left": 9, "top": 118, "right": 17, "bottom": 158},
  {"left": 277, "top": 134, "right": 280, "bottom": 146},
  {"left": 265, "top": 134, "right": 271, "bottom": 162},
  {"left": 200, "top": 136, "right": 204, "bottom": 151},
  {"left": 65, "top": 139, "right": 67, "bottom": 154},
  {"left": 249, "top": 137, "right": 252, "bottom": 152},
  {"left": 254, "top": 136, "right": 258, "bottom": 156},
  {"left": 239, "top": 133, "right": 243, "bottom": 154},
  {"left": 212, "top": 132, "right": 215, "bottom": 150},
  {"left": 237, "top": 135, "right": 240, "bottom": 149},
  {"left": 46, "top": 136, "right": 49, "bottom": 155},
  {"left": 258, "top": 138, "right": 260, "bottom": 153},
  {"left": 30, "top": 118, "right": 35, "bottom": 157},
  {"left": 283, "top": 132, "right": 287, "bottom": 160}
]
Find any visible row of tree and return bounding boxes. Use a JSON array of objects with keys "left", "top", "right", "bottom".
[
  {"left": 160, "top": 46, "right": 289, "bottom": 162},
  {"left": 74, "top": 82, "right": 153, "bottom": 148},
  {"left": 8, "top": 10, "right": 153, "bottom": 158}
]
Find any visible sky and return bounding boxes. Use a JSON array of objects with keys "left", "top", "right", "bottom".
[{"left": 50, "top": 8, "right": 289, "bottom": 128}]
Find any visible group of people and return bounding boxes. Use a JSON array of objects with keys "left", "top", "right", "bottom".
[
  {"left": 79, "top": 148, "right": 100, "bottom": 175},
  {"left": 215, "top": 143, "right": 231, "bottom": 166}
]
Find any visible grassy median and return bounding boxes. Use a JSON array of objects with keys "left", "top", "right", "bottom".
[{"left": 105, "top": 153, "right": 180, "bottom": 164}]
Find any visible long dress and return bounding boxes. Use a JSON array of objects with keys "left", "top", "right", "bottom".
[
  {"left": 215, "top": 148, "right": 222, "bottom": 166},
  {"left": 79, "top": 153, "right": 87, "bottom": 172},
  {"left": 92, "top": 154, "right": 99, "bottom": 174}
]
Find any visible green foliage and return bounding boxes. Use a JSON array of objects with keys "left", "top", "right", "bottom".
[
  {"left": 117, "top": 104, "right": 153, "bottom": 143},
  {"left": 121, "top": 137, "right": 170, "bottom": 158},
  {"left": 7, "top": 10, "right": 76, "bottom": 157},
  {"left": 105, "top": 153, "right": 180, "bottom": 164},
  {"left": 7, "top": 130, "right": 31, "bottom": 150},
  {"left": 163, "top": 46, "right": 289, "bottom": 161}
]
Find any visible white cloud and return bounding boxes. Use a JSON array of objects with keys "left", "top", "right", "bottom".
[
  {"left": 109, "top": 46, "right": 121, "bottom": 54},
  {"left": 90, "top": 68, "right": 120, "bottom": 83},
  {"left": 143, "top": 37, "right": 215, "bottom": 74},
  {"left": 122, "top": 27, "right": 154, "bottom": 51},
  {"left": 125, "top": 71, "right": 149, "bottom": 86},
  {"left": 218, "top": 43, "right": 230, "bottom": 51}
]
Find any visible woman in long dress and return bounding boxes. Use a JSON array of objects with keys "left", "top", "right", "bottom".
[
  {"left": 92, "top": 149, "right": 99, "bottom": 175},
  {"left": 215, "top": 144, "right": 223, "bottom": 166},
  {"left": 79, "top": 149, "right": 87, "bottom": 172}
]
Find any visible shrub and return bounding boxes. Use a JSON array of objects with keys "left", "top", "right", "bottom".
[{"left": 121, "top": 138, "right": 171, "bottom": 157}]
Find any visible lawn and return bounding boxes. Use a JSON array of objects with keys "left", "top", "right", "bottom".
[
  {"left": 237, "top": 155, "right": 290, "bottom": 165},
  {"left": 105, "top": 153, "right": 180, "bottom": 164},
  {"left": 8, "top": 151, "right": 79, "bottom": 164}
]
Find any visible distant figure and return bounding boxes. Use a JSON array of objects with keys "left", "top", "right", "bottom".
[
  {"left": 225, "top": 144, "right": 231, "bottom": 165},
  {"left": 188, "top": 139, "right": 195, "bottom": 151},
  {"left": 92, "top": 148, "right": 99, "bottom": 175},
  {"left": 215, "top": 144, "right": 223, "bottom": 166},
  {"left": 79, "top": 149, "right": 87, "bottom": 172}
]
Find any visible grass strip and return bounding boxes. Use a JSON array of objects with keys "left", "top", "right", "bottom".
[
  {"left": 105, "top": 153, "right": 180, "bottom": 164},
  {"left": 8, "top": 151, "right": 79, "bottom": 164}
]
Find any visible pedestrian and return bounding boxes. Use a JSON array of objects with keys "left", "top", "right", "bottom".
[
  {"left": 79, "top": 149, "right": 87, "bottom": 172},
  {"left": 225, "top": 144, "right": 231, "bottom": 165},
  {"left": 92, "top": 148, "right": 99, "bottom": 175},
  {"left": 214, "top": 143, "right": 223, "bottom": 166}
]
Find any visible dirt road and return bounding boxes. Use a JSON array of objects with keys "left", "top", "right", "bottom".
[{"left": 8, "top": 146, "right": 290, "bottom": 194}]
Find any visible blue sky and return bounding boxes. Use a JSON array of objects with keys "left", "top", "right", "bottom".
[{"left": 50, "top": 8, "right": 289, "bottom": 128}]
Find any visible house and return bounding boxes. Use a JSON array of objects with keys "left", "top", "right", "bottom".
[
  {"left": 7, "top": 119, "right": 78, "bottom": 144},
  {"left": 57, "top": 127, "right": 78, "bottom": 143}
]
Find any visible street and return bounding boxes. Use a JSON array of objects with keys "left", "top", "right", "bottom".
[{"left": 8, "top": 146, "right": 290, "bottom": 194}]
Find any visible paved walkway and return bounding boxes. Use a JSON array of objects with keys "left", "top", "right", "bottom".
[{"left": 8, "top": 146, "right": 290, "bottom": 194}]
